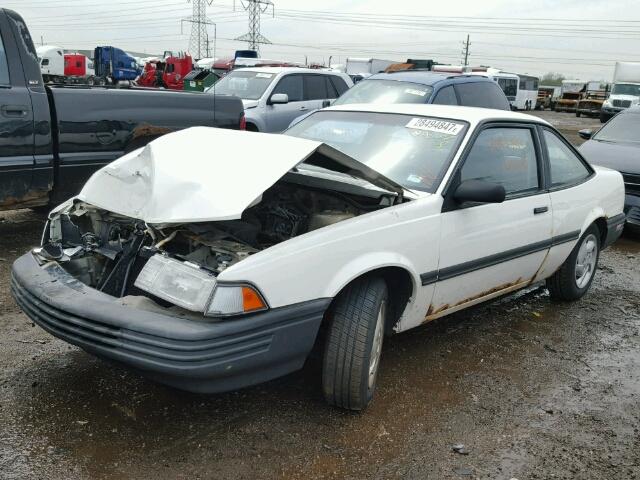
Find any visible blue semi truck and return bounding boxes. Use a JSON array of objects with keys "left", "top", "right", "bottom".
[{"left": 93, "top": 46, "right": 141, "bottom": 85}]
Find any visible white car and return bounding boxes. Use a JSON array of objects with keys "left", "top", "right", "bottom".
[
  {"left": 206, "top": 67, "right": 353, "bottom": 132},
  {"left": 12, "top": 105, "right": 625, "bottom": 410}
]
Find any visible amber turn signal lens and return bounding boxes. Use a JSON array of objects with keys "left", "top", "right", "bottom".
[{"left": 242, "top": 286, "right": 266, "bottom": 312}]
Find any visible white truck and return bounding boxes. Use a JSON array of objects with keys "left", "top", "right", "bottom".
[
  {"left": 345, "top": 57, "right": 396, "bottom": 77},
  {"left": 36, "top": 45, "right": 65, "bottom": 83},
  {"left": 601, "top": 62, "right": 640, "bottom": 122}
]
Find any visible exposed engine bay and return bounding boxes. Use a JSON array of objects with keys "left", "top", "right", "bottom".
[{"left": 38, "top": 179, "right": 394, "bottom": 302}]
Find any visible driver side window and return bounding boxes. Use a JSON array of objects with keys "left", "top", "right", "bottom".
[
  {"left": 461, "top": 127, "right": 540, "bottom": 196},
  {"left": 272, "top": 75, "right": 303, "bottom": 102}
]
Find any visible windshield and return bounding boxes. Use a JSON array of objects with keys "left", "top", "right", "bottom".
[
  {"left": 612, "top": 83, "right": 640, "bottom": 96},
  {"left": 593, "top": 112, "right": 640, "bottom": 144},
  {"left": 332, "top": 80, "right": 433, "bottom": 106},
  {"left": 206, "top": 70, "right": 275, "bottom": 99},
  {"left": 286, "top": 111, "right": 467, "bottom": 192}
]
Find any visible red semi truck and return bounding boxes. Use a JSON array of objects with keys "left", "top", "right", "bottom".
[{"left": 137, "top": 53, "right": 194, "bottom": 90}]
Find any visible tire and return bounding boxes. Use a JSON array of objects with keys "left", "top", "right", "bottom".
[
  {"left": 599, "top": 112, "right": 610, "bottom": 123},
  {"left": 576, "top": 111, "right": 581, "bottom": 117},
  {"left": 547, "top": 225, "right": 600, "bottom": 301},
  {"left": 322, "top": 276, "right": 388, "bottom": 411}
]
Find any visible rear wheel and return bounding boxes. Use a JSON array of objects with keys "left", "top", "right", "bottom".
[
  {"left": 322, "top": 276, "right": 388, "bottom": 411},
  {"left": 547, "top": 225, "right": 600, "bottom": 301}
]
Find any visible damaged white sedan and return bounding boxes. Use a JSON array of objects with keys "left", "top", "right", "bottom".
[{"left": 12, "top": 104, "right": 625, "bottom": 410}]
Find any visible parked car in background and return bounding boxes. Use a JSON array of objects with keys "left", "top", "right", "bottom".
[
  {"left": 579, "top": 107, "right": 640, "bottom": 232},
  {"left": 600, "top": 62, "right": 640, "bottom": 123},
  {"left": 0, "top": 8, "right": 245, "bottom": 212},
  {"left": 331, "top": 71, "right": 511, "bottom": 110},
  {"left": 12, "top": 105, "right": 624, "bottom": 412},
  {"left": 207, "top": 67, "right": 352, "bottom": 132}
]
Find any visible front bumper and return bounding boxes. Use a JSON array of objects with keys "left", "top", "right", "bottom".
[
  {"left": 624, "top": 194, "right": 640, "bottom": 229},
  {"left": 602, "top": 106, "right": 625, "bottom": 115},
  {"left": 11, "top": 253, "right": 330, "bottom": 393},
  {"left": 604, "top": 213, "right": 627, "bottom": 248}
]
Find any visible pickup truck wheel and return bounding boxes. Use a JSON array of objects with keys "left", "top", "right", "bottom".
[
  {"left": 547, "top": 225, "right": 600, "bottom": 301},
  {"left": 575, "top": 111, "right": 581, "bottom": 117},
  {"left": 322, "top": 276, "right": 388, "bottom": 411}
]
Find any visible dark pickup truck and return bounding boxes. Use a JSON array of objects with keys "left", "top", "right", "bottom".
[{"left": 0, "top": 9, "right": 244, "bottom": 211}]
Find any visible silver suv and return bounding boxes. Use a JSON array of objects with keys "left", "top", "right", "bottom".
[{"left": 207, "top": 67, "right": 353, "bottom": 132}]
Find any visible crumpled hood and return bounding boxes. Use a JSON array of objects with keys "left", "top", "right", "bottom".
[{"left": 77, "top": 126, "right": 404, "bottom": 224}]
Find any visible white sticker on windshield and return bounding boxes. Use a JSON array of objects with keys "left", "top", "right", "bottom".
[
  {"left": 405, "top": 118, "right": 464, "bottom": 135},
  {"left": 405, "top": 88, "right": 427, "bottom": 97},
  {"left": 255, "top": 73, "right": 273, "bottom": 79}
]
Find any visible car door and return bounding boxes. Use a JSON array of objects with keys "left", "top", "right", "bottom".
[
  {"left": 0, "top": 15, "right": 36, "bottom": 208},
  {"left": 304, "top": 74, "right": 331, "bottom": 111},
  {"left": 264, "top": 73, "right": 305, "bottom": 132},
  {"left": 454, "top": 81, "right": 511, "bottom": 110},
  {"left": 431, "top": 85, "right": 458, "bottom": 105},
  {"left": 429, "top": 124, "right": 552, "bottom": 318},
  {"left": 531, "top": 127, "right": 595, "bottom": 280}
]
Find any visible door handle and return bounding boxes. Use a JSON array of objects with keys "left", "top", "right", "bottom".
[
  {"left": 1, "top": 105, "right": 29, "bottom": 118},
  {"left": 534, "top": 206, "right": 549, "bottom": 214},
  {"left": 299, "top": 106, "right": 308, "bottom": 111}
]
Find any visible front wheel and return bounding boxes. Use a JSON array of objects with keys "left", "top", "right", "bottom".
[
  {"left": 547, "top": 225, "right": 600, "bottom": 301},
  {"left": 322, "top": 276, "right": 388, "bottom": 411}
]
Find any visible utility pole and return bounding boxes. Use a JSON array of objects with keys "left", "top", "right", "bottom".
[
  {"left": 462, "top": 34, "right": 471, "bottom": 66},
  {"left": 235, "top": 0, "right": 274, "bottom": 52},
  {"left": 183, "top": 0, "right": 214, "bottom": 59}
]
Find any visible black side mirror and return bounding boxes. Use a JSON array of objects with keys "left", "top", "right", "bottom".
[
  {"left": 321, "top": 99, "right": 331, "bottom": 108},
  {"left": 453, "top": 179, "right": 506, "bottom": 204},
  {"left": 578, "top": 129, "right": 593, "bottom": 140}
]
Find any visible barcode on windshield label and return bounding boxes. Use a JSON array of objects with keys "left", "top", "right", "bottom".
[{"left": 405, "top": 118, "right": 464, "bottom": 135}]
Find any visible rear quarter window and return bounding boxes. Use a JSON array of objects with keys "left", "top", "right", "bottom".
[
  {"left": 454, "top": 82, "right": 511, "bottom": 110},
  {"left": 330, "top": 76, "right": 349, "bottom": 96}
]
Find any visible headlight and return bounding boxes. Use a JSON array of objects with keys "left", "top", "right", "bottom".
[
  {"left": 603, "top": 99, "right": 612, "bottom": 107},
  {"left": 206, "top": 284, "right": 267, "bottom": 317},
  {"left": 135, "top": 254, "right": 217, "bottom": 312},
  {"left": 134, "top": 254, "right": 268, "bottom": 317}
]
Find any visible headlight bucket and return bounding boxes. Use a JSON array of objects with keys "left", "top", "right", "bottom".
[
  {"left": 135, "top": 253, "right": 268, "bottom": 318},
  {"left": 134, "top": 254, "right": 217, "bottom": 312}
]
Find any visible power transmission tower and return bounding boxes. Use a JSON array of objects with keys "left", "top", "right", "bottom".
[
  {"left": 461, "top": 34, "right": 471, "bottom": 66},
  {"left": 235, "top": 0, "right": 274, "bottom": 52},
  {"left": 183, "top": 0, "right": 214, "bottom": 58}
]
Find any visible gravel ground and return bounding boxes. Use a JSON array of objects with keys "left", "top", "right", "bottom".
[{"left": 1, "top": 110, "right": 638, "bottom": 480}]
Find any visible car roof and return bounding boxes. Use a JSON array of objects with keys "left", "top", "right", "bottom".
[
  {"left": 324, "top": 103, "right": 552, "bottom": 127},
  {"left": 234, "top": 66, "right": 343, "bottom": 75},
  {"left": 365, "top": 70, "right": 493, "bottom": 86}
]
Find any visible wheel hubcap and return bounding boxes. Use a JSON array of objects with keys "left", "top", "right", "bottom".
[
  {"left": 368, "top": 300, "right": 386, "bottom": 390},
  {"left": 575, "top": 233, "right": 598, "bottom": 289}
]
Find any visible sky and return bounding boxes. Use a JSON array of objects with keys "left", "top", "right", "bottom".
[{"left": 9, "top": 0, "right": 640, "bottom": 81}]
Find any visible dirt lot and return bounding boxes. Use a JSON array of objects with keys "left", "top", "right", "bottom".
[{"left": 1, "top": 110, "right": 638, "bottom": 480}]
